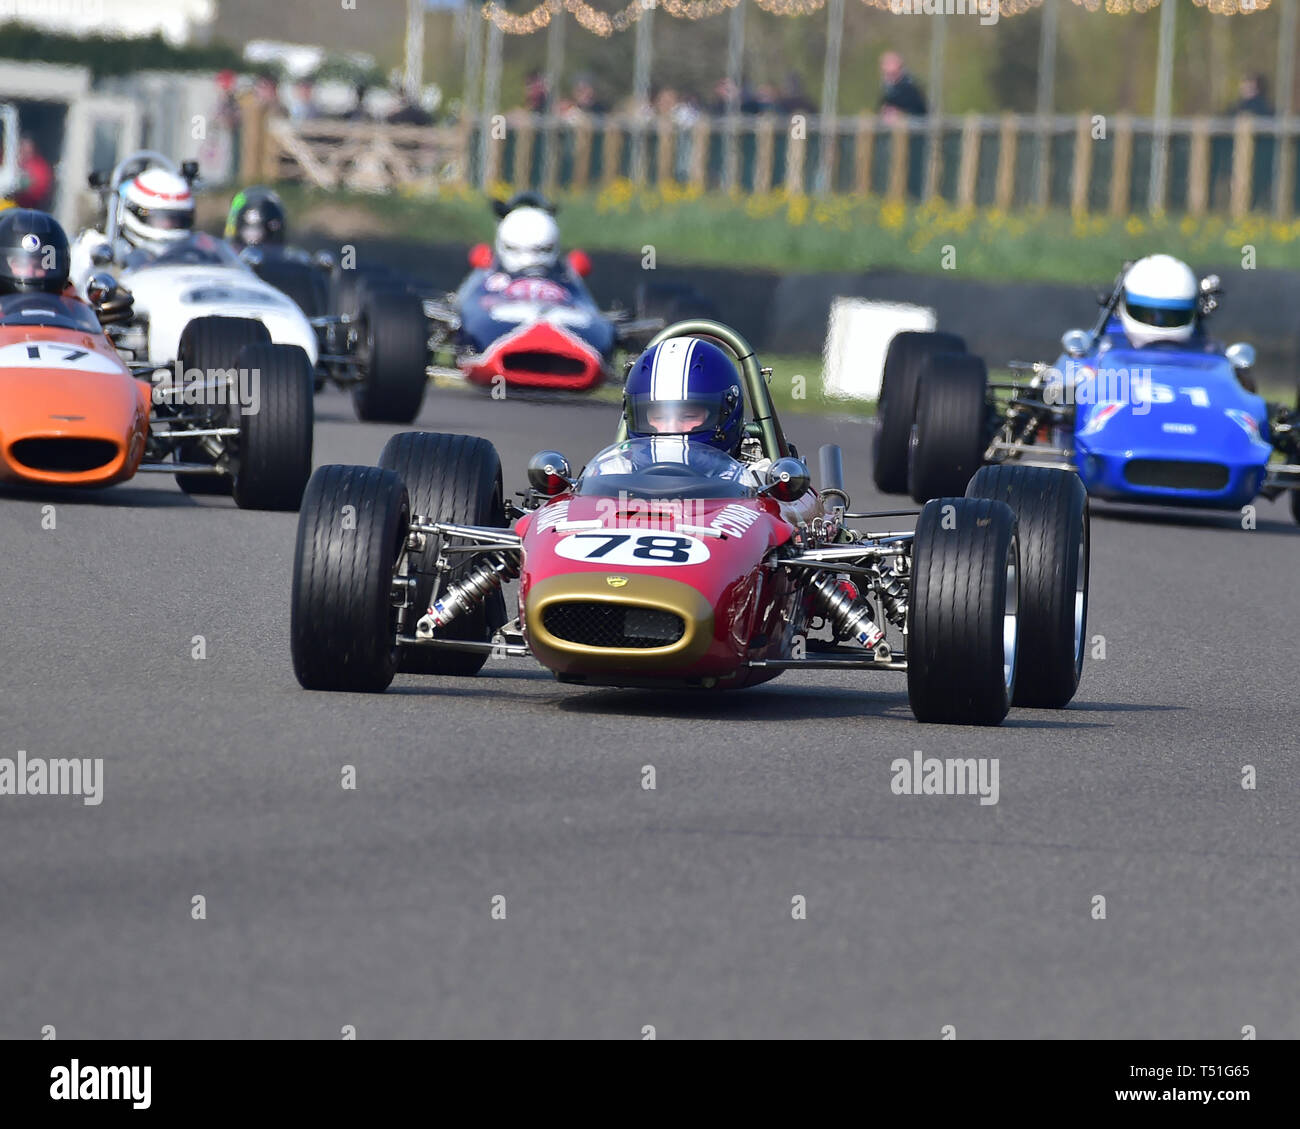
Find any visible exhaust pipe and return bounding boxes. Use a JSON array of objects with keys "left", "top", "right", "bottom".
[{"left": 818, "top": 444, "right": 850, "bottom": 510}]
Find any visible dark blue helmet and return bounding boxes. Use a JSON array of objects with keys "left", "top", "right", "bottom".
[{"left": 623, "top": 336, "right": 744, "bottom": 454}]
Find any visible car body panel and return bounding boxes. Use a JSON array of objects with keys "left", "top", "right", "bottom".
[
  {"left": 121, "top": 261, "right": 319, "bottom": 368},
  {"left": 516, "top": 491, "right": 805, "bottom": 687},
  {"left": 0, "top": 314, "right": 151, "bottom": 488},
  {"left": 455, "top": 267, "right": 616, "bottom": 390},
  {"left": 1060, "top": 327, "right": 1273, "bottom": 509}
]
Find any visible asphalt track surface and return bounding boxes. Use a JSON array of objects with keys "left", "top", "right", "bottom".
[{"left": 2, "top": 384, "right": 1296, "bottom": 1040}]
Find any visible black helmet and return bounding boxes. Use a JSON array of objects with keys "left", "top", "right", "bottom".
[
  {"left": 225, "top": 186, "right": 286, "bottom": 248},
  {"left": 0, "top": 209, "right": 71, "bottom": 296}
]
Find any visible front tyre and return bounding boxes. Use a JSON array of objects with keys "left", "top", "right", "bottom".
[
  {"left": 907, "top": 496, "right": 1019, "bottom": 726},
  {"left": 966, "top": 465, "right": 1089, "bottom": 708},
  {"left": 291, "top": 465, "right": 408, "bottom": 692}
]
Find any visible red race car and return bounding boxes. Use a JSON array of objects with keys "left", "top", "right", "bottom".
[{"left": 290, "top": 321, "right": 1091, "bottom": 725}]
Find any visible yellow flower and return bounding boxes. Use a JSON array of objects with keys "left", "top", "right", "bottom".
[{"left": 880, "top": 199, "right": 907, "bottom": 230}]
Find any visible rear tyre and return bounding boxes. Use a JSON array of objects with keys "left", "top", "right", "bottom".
[
  {"left": 231, "top": 343, "right": 315, "bottom": 511},
  {"left": 351, "top": 282, "right": 430, "bottom": 423},
  {"left": 328, "top": 264, "right": 394, "bottom": 321},
  {"left": 377, "top": 431, "right": 507, "bottom": 676},
  {"left": 250, "top": 256, "right": 329, "bottom": 319},
  {"left": 873, "top": 330, "right": 966, "bottom": 494},
  {"left": 907, "top": 496, "right": 1019, "bottom": 726},
  {"left": 966, "top": 465, "right": 1089, "bottom": 708},
  {"left": 291, "top": 465, "right": 408, "bottom": 692},
  {"left": 908, "top": 352, "right": 989, "bottom": 503},
  {"left": 174, "top": 316, "right": 272, "bottom": 496}
]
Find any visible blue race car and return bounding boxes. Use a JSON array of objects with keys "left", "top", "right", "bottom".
[{"left": 879, "top": 263, "right": 1300, "bottom": 523}]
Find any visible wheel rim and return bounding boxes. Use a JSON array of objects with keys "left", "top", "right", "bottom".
[{"left": 1003, "top": 536, "right": 1019, "bottom": 691}]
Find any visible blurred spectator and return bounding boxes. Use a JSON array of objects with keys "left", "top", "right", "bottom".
[
  {"left": 288, "top": 79, "right": 318, "bottom": 123},
  {"left": 879, "top": 51, "right": 927, "bottom": 121},
  {"left": 215, "top": 69, "right": 242, "bottom": 132},
  {"left": 1229, "top": 73, "right": 1273, "bottom": 117},
  {"left": 568, "top": 75, "right": 607, "bottom": 116},
  {"left": 14, "top": 136, "right": 53, "bottom": 210},
  {"left": 524, "top": 70, "right": 549, "bottom": 113},
  {"left": 254, "top": 73, "right": 283, "bottom": 117},
  {"left": 779, "top": 71, "right": 815, "bottom": 116}
]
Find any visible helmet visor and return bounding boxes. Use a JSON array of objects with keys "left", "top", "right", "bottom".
[
  {"left": 128, "top": 202, "right": 194, "bottom": 231},
  {"left": 1125, "top": 300, "right": 1193, "bottom": 329},
  {"left": 2, "top": 236, "right": 66, "bottom": 286},
  {"left": 627, "top": 394, "right": 724, "bottom": 437}
]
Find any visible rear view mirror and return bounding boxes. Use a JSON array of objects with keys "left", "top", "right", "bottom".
[
  {"left": 762, "top": 458, "right": 810, "bottom": 502},
  {"left": 1061, "top": 329, "right": 1091, "bottom": 358},
  {"left": 86, "top": 272, "right": 118, "bottom": 306},
  {"left": 567, "top": 249, "right": 592, "bottom": 278},
  {"left": 527, "top": 451, "right": 573, "bottom": 496},
  {"left": 1225, "top": 342, "right": 1255, "bottom": 371}
]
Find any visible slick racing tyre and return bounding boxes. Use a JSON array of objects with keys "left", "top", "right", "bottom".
[
  {"left": 872, "top": 330, "right": 966, "bottom": 494},
  {"left": 378, "top": 431, "right": 507, "bottom": 676},
  {"left": 966, "top": 465, "right": 1089, "bottom": 708},
  {"left": 291, "top": 465, "right": 409, "bottom": 693},
  {"left": 174, "top": 316, "right": 272, "bottom": 497},
  {"left": 351, "top": 282, "right": 430, "bottom": 424},
  {"left": 328, "top": 263, "right": 394, "bottom": 321},
  {"left": 230, "top": 343, "right": 315, "bottom": 511},
  {"left": 1294, "top": 384, "right": 1300, "bottom": 525},
  {"left": 908, "top": 351, "right": 989, "bottom": 503},
  {"left": 907, "top": 496, "right": 1019, "bottom": 726},
  {"left": 250, "top": 256, "right": 329, "bottom": 319}
]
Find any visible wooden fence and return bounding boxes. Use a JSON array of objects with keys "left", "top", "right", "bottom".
[{"left": 251, "top": 108, "right": 1300, "bottom": 219}]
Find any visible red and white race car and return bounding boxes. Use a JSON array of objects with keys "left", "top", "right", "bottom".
[{"left": 290, "top": 321, "right": 1091, "bottom": 725}]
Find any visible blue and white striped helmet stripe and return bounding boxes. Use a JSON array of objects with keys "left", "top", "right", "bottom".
[{"left": 650, "top": 337, "right": 696, "bottom": 401}]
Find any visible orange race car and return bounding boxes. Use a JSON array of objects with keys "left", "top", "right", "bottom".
[{"left": 0, "top": 208, "right": 311, "bottom": 510}]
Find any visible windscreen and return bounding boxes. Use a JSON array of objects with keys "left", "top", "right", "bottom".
[{"left": 0, "top": 292, "right": 102, "bottom": 333}]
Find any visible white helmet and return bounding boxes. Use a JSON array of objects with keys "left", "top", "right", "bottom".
[
  {"left": 1119, "top": 254, "right": 1198, "bottom": 348},
  {"left": 119, "top": 167, "right": 195, "bottom": 254},
  {"left": 494, "top": 206, "right": 559, "bottom": 276}
]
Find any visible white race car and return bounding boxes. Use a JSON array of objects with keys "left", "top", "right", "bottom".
[
  {"left": 71, "top": 151, "right": 318, "bottom": 370},
  {"left": 70, "top": 152, "right": 316, "bottom": 501}
]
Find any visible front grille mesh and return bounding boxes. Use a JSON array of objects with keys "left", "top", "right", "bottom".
[
  {"left": 10, "top": 438, "right": 118, "bottom": 473},
  {"left": 1124, "top": 459, "right": 1229, "bottom": 491},
  {"left": 542, "top": 602, "right": 684, "bottom": 649}
]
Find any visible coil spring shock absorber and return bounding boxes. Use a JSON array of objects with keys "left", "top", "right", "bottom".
[
  {"left": 874, "top": 557, "right": 909, "bottom": 629},
  {"left": 808, "top": 571, "right": 887, "bottom": 653},
  {"left": 416, "top": 552, "right": 519, "bottom": 638}
]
